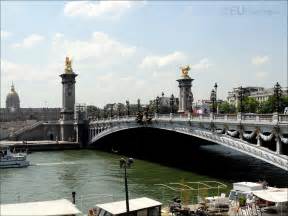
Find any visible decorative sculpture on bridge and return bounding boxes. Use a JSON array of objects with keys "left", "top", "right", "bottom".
[
  {"left": 65, "top": 56, "right": 73, "bottom": 74},
  {"left": 180, "top": 65, "right": 191, "bottom": 78},
  {"left": 177, "top": 65, "right": 194, "bottom": 113}
]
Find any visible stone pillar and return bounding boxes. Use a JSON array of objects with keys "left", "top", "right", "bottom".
[
  {"left": 275, "top": 135, "right": 282, "bottom": 154},
  {"left": 154, "top": 113, "right": 158, "bottom": 119},
  {"left": 59, "top": 57, "right": 78, "bottom": 141},
  {"left": 239, "top": 128, "right": 243, "bottom": 140},
  {"left": 177, "top": 75, "right": 194, "bottom": 114},
  {"left": 237, "top": 112, "right": 242, "bottom": 121},
  {"left": 256, "top": 133, "right": 262, "bottom": 147},
  {"left": 210, "top": 113, "right": 214, "bottom": 121},
  {"left": 272, "top": 112, "right": 279, "bottom": 123}
]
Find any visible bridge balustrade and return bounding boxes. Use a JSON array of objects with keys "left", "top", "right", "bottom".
[
  {"left": 226, "top": 114, "right": 237, "bottom": 121},
  {"left": 258, "top": 114, "right": 273, "bottom": 122},
  {"left": 88, "top": 113, "right": 288, "bottom": 170},
  {"left": 279, "top": 114, "right": 288, "bottom": 122}
]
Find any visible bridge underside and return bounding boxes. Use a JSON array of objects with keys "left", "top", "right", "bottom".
[
  {"left": 88, "top": 127, "right": 288, "bottom": 184},
  {"left": 91, "top": 127, "right": 286, "bottom": 173}
]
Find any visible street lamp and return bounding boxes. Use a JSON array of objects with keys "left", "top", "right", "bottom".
[
  {"left": 273, "top": 82, "right": 282, "bottom": 113},
  {"left": 238, "top": 86, "right": 244, "bottom": 112},
  {"left": 170, "top": 94, "right": 175, "bottom": 114},
  {"left": 110, "top": 104, "right": 114, "bottom": 118},
  {"left": 210, "top": 89, "right": 216, "bottom": 118},
  {"left": 137, "top": 98, "right": 141, "bottom": 112},
  {"left": 117, "top": 104, "right": 121, "bottom": 117},
  {"left": 126, "top": 100, "right": 130, "bottom": 116},
  {"left": 120, "top": 157, "right": 134, "bottom": 214},
  {"left": 155, "top": 96, "right": 160, "bottom": 114},
  {"left": 214, "top": 83, "right": 218, "bottom": 114}
]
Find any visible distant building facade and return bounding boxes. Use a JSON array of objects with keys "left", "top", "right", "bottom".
[
  {"left": 249, "top": 87, "right": 288, "bottom": 103},
  {"left": 6, "top": 83, "right": 20, "bottom": 112},
  {"left": 227, "top": 86, "right": 288, "bottom": 107},
  {"left": 0, "top": 83, "right": 60, "bottom": 122}
]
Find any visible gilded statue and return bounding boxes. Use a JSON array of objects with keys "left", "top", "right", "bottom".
[
  {"left": 65, "top": 56, "right": 73, "bottom": 73},
  {"left": 180, "top": 65, "right": 190, "bottom": 78}
]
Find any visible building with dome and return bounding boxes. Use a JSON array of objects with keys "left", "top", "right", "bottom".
[
  {"left": 0, "top": 83, "right": 60, "bottom": 122},
  {"left": 6, "top": 83, "right": 20, "bottom": 112}
]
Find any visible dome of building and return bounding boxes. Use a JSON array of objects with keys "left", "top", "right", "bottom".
[{"left": 6, "top": 83, "right": 20, "bottom": 111}]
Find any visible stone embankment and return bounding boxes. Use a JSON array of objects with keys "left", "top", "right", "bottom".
[{"left": 0, "top": 140, "right": 80, "bottom": 151}]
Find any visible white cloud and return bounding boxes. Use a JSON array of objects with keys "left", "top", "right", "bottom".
[
  {"left": 64, "top": 1, "right": 145, "bottom": 18},
  {"left": 190, "top": 58, "right": 212, "bottom": 70},
  {"left": 251, "top": 56, "right": 269, "bottom": 65},
  {"left": 255, "top": 71, "right": 268, "bottom": 79},
  {"left": 12, "top": 34, "right": 45, "bottom": 48},
  {"left": 1, "top": 30, "right": 12, "bottom": 39},
  {"left": 139, "top": 51, "right": 187, "bottom": 68},
  {"left": 51, "top": 32, "right": 136, "bottom": 63},
  {"left": 1, "top": 59, "right": 60, "bottom": 81}
]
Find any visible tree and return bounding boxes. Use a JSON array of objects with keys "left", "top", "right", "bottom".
[
  {"left": 243, "top": 97, "right": 259, "bottom": 113},
  {"left": 218, "top": 101, "right": 236, "bottom": 114},
  {"left": 87, "top": 105, "right": 101, "bottom": 118},
  {"left": 236, "top": 97, "right": 259, "bottom": 113},
  {"left": 258, "top": 95, "right": 288, "bottom": 114}
]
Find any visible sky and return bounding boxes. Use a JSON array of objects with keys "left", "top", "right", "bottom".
[{"left": 1, "top": 0, "right": 287, "bottom": 108}]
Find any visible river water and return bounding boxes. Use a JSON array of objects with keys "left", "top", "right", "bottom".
[{"left": 1, "top": 144, "right": 288, "bottom": 214}]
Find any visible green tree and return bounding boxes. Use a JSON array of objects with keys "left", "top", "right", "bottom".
[
  {"left": 218, "top": 101, "right": 236, "bottom": 114},
  {"left": 257, "top": 95, "right": 288, "bottom": 114},
  {"left": 236, "top": 97, "right": 259, "bottom": 113}
]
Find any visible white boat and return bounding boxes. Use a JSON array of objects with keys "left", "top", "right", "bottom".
[
  {"left": 0, "top": 146, "right": 30, "bottom": 168},
  {"left": 0, "top": 199, "right": 82, "bottom": 216},
  {"left": 89, "top": 197, "right": 162, "bottom": 216}
]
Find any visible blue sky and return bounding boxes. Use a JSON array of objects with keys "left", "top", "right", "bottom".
[{"left": 1, "top": 0, "right": 287, "bottom": 108}]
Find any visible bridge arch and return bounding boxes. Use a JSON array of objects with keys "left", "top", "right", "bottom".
[{"left": 88, "top": 118, "right": 288, "bottom": 171}]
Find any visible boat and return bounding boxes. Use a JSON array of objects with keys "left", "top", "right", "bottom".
[
  {"left": 88, "top": 197, "right": 162, "bottom": 216},
  {"left": 0, "top": 198, "right": 82, "bottom": 216},
  {"left": 0, "top": 146, "right": 30, "bottom": 168},
  {"left": 228, "top": 182, "right": 288, "bottom": 215}
]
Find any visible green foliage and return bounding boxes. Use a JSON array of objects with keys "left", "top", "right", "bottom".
[
  {"left": 242, "top": 97, "right": 259, "bottom": 113},
  {"left": 218, "top": 101, "right": 236, "bottom": 114},
  {"left": 238, "top": 195, "right": 246, "bottom": 207},
  {"left": 258, "top": 96, "right": 288, "bottom": 113}
]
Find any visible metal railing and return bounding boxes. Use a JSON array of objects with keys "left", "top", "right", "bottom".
[{"left": 90, "top": 113, "right": 288, "bottom": 123}]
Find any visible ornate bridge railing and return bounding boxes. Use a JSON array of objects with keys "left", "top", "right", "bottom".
[{"left": 88, "top": 114, "right": 288, "bottom": 171}]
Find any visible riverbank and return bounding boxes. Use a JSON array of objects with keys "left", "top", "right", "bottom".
[{"left": 0, "top": 140, "right": 80, "bottom": 151}]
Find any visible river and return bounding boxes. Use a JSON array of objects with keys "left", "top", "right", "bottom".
[{"left": 1, "top": 143, "right": 287, "bottom": 214}]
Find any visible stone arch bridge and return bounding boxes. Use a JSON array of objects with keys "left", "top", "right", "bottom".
[{"left": 88, "top": 113, "right": 288, "bottom": 171}]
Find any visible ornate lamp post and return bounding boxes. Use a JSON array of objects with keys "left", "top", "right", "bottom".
[
  {"left": 210, "top": 89, "right": 216, "bottom": 119},
  {"left": 170, "top": 94, "right": 175, "bottom": 114},
  {"left": 110, "top": 104, "right": 114, "bottom": 118},
  {"left": 155, "top": 96, "right": 160, "bottom": 114},
  {"left": 273, "top": 82, "right": 282, "bottom": 113},
  {"left": 120, "top": 158, "right": 134, "bottom": 214},
  {"left": 117, "top": 104, "right": 121, "bottom": 117},
  {"left": 273, "top": 82, "right": 282, "bottom": 123},
  {"left": 137, "top": 98, "right": 141, "bottom": 112},
  {"left": 126, "top": 100, "right": 130, "bottom": 116},
  {"left": 237, "top": 86, "right": 245, "bottom": 120},
  {"left": 214, "top": 82, "right": 218, "bottom": 114}
]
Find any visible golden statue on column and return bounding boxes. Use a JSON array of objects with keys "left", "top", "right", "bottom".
[
  {"left": 180, "top": 65, "right": 190, "bottom": 78},
  {"left": 65, "top": 56, "right": 73, "bottom": 74}
]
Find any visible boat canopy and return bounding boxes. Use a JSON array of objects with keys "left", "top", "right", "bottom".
[
  {"left": 0, "top": 199, "right": 81, "bottom": 216},
  {"left": 95, "top": 197, "right": 162, "bottom": 215},
  {"left": 252, "top": 188, "right": 288, "bottom": 203}
]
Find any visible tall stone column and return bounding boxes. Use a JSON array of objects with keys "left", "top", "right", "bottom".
[
  {"left": 256, "top": 132, "right": 262, "bottom": 147},
  {"left": 275, "top": 135, "right": 282, "bottom": 154},
  {"left": 59, "top": 57, "right": 78, "bottom": 141},
  {"left": 177, "top": 66, "right": 194, "bottom": 113}
]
